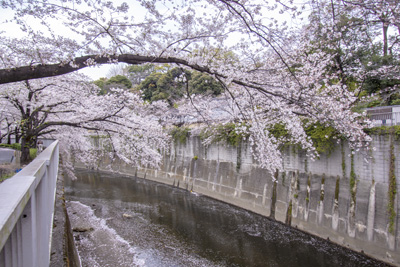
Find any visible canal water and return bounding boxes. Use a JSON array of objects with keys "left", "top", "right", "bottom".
[{"left": 65, "top": 170, "right": 388, "bottom": 267}]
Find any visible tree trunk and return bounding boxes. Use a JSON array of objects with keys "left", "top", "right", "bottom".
[
  {"left": 383, "top": 22, "right": 389, "bottom": 57},
  {"left": 15, "top": 127, "right": 21, "bottom": 144},
  {"left": 20, "top": 137, "right": 33, "bottom": 164}
]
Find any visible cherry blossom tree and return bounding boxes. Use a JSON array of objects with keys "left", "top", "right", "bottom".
[
  {"left": 0, "top": 0, "right": 392, "bottom": 172},
  {"left": 0, "top": 101, "right": 21, "bottom": 144},
  {"left": 306, "top": 0, "right": 400, "bottom": 103},
  {"left": 0, "top": 73, "right": 169, "bottom": 175},
  {"left": 340, "top": 0, "right": 400, "bottom": 57}
]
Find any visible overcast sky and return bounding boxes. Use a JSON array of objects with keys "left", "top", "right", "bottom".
[{"left": 77, "top": 65, "right": 115, "bottom": 80}]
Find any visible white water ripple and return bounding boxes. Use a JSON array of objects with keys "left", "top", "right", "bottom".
[{"left": 67, "top": 201, "right": 146, "bottom": 267}]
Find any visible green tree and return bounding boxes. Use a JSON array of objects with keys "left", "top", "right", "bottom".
[
  {"left": 127, "top": 64, "right": 154, "bottom": 85},
  {"left": 106, "top": 75, "right": 132, "bottom": 89},
  {"left": 93, "top": 77, "right": 108, "bottom": 95},
  {"left": 137, "top": 67, "right": 223, "bottom": 104},
  {"left": 189, "top": 71, "right": 223, "bottom": 96},
  {"left": 138, "top": 67, "right": 190, "bottom": 104},
  {"left": 94, "top": 75, "right": 133, "bottom": 95},
  {"left": 306, "top": 0, "right": 400, "bottom": 106},
  {"left": 138, "top": 72, "right": 164, "bottom": 101}
]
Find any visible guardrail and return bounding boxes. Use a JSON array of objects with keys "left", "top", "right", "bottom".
[
  {"left": 0, "top": 141, "right": 59, "bottom": 267},
  {"left": 366, "top": 106, "right": 400, "bottom": 127},
  {"left": 367, "top": 111, "right": 400, "bottom": 126}
]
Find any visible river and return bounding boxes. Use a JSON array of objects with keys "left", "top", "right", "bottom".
[{"left": 65, "top": 169, "right": 388, "bottom": 267}]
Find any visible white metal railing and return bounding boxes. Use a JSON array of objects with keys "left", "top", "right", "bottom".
[
  {"left": 0, "top": 140, "right": 59, "bottom": 267},
  {"left": 368, "top": 111, "right": 400, "bottom": 127},
  {"left": 366, "top": 106, "right": 400, "bottom": 127}
]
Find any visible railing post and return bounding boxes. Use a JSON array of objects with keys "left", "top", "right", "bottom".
[{"left": 21, "top": 196, "right": 36, "bottom": 266}]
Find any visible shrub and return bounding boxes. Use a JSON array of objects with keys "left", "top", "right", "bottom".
[
  {"left": 29, "top": 148, "right": 37, "bottom": 160},
  {"left": 200, "top": 123, "right": 249, "bottom": 147},
  {"left": 0, "top": 143, "right": 21, "bottom": 150},
  {"left": 169, "top": 126, "right": 191, "bottom": 144}
]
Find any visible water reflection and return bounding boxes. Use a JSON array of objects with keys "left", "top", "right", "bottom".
[{"left": 65, "top": 170, "right": 387, "bottom": 267}]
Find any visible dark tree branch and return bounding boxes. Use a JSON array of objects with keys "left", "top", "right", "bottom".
[
  {"left": 216, "top": 0, "right": 304, "bottom": 88},
  {"left": 33, "top": 105, "right": 124, "bottom": 134},
  {"left": 34, "top": 121, "right": 118, "bottom": 134},
  {"left": 0, "top": 54, "right": 204, "bottom": 84},
  {"left": 0, "top": 54, "right": 287, "bottom": 99}
]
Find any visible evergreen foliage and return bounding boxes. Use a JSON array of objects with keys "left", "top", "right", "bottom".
[
  {"left": 106, "top": 75, "right": 132, "bottom": 89},
  {"left": 137, "top": 67, "right": 223, "bottom": 104}
]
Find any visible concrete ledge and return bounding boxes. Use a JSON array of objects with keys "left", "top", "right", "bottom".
[{"left": 50, "top": 171, "right": 81, "bottom": 267}]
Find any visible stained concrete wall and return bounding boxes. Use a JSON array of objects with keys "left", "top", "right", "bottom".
[{"left": 93, "top": 135, "right": 399, "bottom": 266}]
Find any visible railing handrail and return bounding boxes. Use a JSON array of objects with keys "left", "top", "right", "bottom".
[
  {"left": 0, "top": 140, "right": 59, "bottom": 266},
  {"left": 366, "top": 107, "right": 400, "bottom": 126}
]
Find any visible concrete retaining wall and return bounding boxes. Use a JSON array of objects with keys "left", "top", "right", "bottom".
[{"left": 93, "top": 135, "right": 399, "bottom": 266}]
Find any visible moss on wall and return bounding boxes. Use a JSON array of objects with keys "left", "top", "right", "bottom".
[
  {"left": 271, "top": 170, "right": 278, "bottom": 219},
  {"left": 304, "top": 157, "right": 308, "bottom": 173},
  {"left": 199, "top": 123, "right": 249, "bottom": 147},
  {"left": 350, "top": 153, "right": 357, "bottom": 205},
  {"left": 303, "top": 122, "right": 339, "bottom": 155},
  {"left": 271, "top": 180, "right": 277, "bottom": 219},
  {"left": 169, "top": 126, "right": 191, "bottom": 144},
  {"left": 335, "top": 176, "right": 340, "bottom": 202},
  {"left": 388, "top": 138, "right": 397, "bottom": 234},
  {"left": 269, "top": 122, "right": 339, "bottom": 156},
  {"left": 320, "top": 174, "right": 325, "bottom": 202},
  {"left": 236, "top": 140, "right": 242, "bottom": 172},
  {"left": 341, "top": 142, "right": 346, "bottom": 178},
  {"left": 200, "top": 121, "right": 340, "bottom": 158},
  {"left": 364, "top": 125, "right": 400, "bottom": 139},
  {"left": 286, "top": 200, "right": 292, "bottom": 225},
  {"left": 306, "top": 174, "right": 311, "bottom": 204}
]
